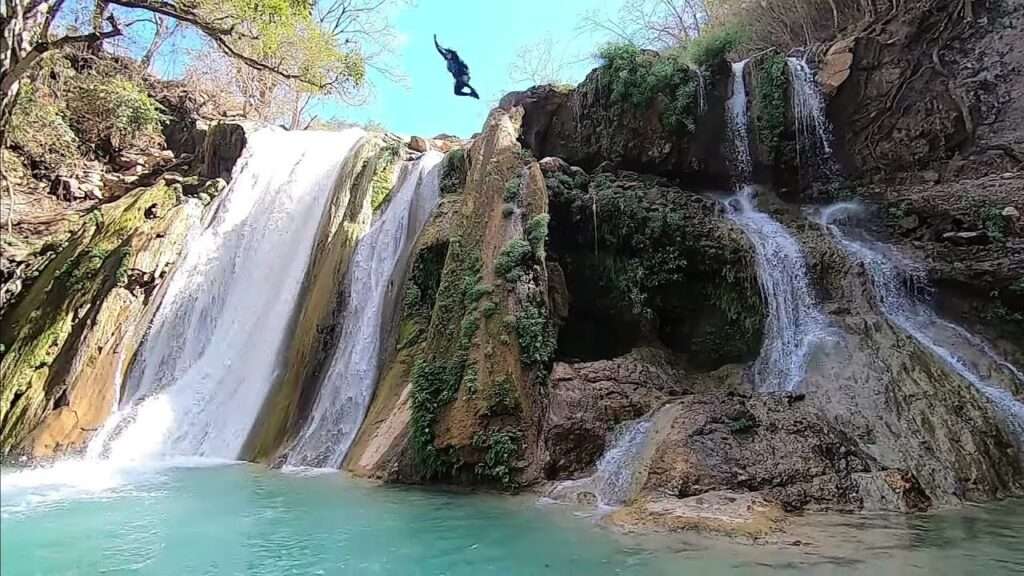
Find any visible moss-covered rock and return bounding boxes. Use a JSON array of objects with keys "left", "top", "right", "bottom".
[
  {"left": 543, "top": 162, "right": 765, "bottom": 369},
  {"left": 0, "top": 183, "right": 200, "bottom": 458}
]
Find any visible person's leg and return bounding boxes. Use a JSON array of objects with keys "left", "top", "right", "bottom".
[
  {"left": 454, "top": 79, "right": 469, "bottom": 96},
  {"left": 465, "top": 83, "right": 480, "bottom": 99}
]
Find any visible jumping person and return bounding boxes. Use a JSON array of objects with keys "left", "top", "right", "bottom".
[{"left": 434, "top": 34, "right": 479, "bottom": 99}]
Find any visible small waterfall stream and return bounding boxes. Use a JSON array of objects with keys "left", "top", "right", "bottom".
[
  {"left": 88, "top": 128, "right": 365, "bottom": 462},
  {"left": 786, "top": 57, "right": 833, "bottom": 160},
  {"left": 721, "top": 60, "right": 827, "bottom": 392},
  {"left": 285, "top": 151, "right": 444, "bottom": 468},
  {"left": 547, "top": 418, "right": 654, "bottom": 508},
  {"left": 727, "top": 59, "right": 752, "bottom": 180},
  {"left": 819, "top": 204, "right": 1024, "bottom": 446}
]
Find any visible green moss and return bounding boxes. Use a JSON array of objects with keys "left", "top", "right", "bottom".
[
  {"left": 686, "top": 24, "right": 748, "bottom": 69},
  {"left": 484, "top": 373, "right": 519, "bottom": 416},
  {"left": 440, "top": 148, "right": 469, "bottom": 196},
  {"left": 755, "top": 54, "right": 787, "bottom": 161},
  {"left": 480, "top": 301, "right": 498, "bottom": 319},
  {"left": 494, "top": 239, "right": 532, "bottom": 283},
  {"left": 515, "top": 300, "right": 556, "bottom": 366},
  {"left": 472, "top": 429, "right": 522, "bottom": 489},
  {"left": 597, "top": 43, "right": 698, "bottom": 134},
  {"left": 409, "top": 235, "right": 484, "bottom": 477},
  {"left": 370, "top": 142, "right": 402, "bottom": 211},
  {"left": 983, "top": 207, "right": 1009, "bottom": 242},
  {"left": 525, "top": 214, "right": 550, "bottom": 258},
  {"left": 503, "top": 176, "right": 523, "bottom": 204}
]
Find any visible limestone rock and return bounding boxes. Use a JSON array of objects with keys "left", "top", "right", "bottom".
[
  {"left": 49, "top": 177, "right": 79, "bottom": 201},
  {"left": 542, "top": 349, "right": 682, "bottom": 479},
  {"left": 818, "top": 38, "right": 854, "bottom": 96},
  {"left": 408, "top": 136, "right": 429, "bottom": 153},
  {"left": 941, "top": 230, "right": 990, "bottom": 245}
]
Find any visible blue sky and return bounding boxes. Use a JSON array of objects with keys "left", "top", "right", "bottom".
[{"left": 321, "top": 0, "right": 618, "bottom": 137}]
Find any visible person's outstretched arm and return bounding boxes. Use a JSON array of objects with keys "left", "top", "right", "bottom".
[{"left": 434, "top": 34, "right": 447, "bottom": 58}]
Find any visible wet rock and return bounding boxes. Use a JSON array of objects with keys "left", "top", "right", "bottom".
[
  {"left": 897, "top": 214, "right": 920, "bottom": 232},
  {"left": 202, "top": 123, "right": 248, "bottom": 182},
  {"left": 541, "top": 349, "right": 683, "bottom": 479},
  {"left": 852, "top": 470, "right": 931, "bottom": 512},
  {"left": 941, "top": 230, "right": 990, "bottom": 245},
  {"left": 641, "top": 394, "right": 877, "bottom": 512},
  {"left": 609, "top": 491, "right": 785, "bottom": 539}
]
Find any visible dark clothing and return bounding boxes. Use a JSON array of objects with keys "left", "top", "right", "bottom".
[{"left": 435, "top": 35, "right": 479, "bottom": 99}]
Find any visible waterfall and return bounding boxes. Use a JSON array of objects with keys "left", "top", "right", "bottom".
[
  {"left": 786, "top": 57, "right": 833, "bottom": 160},
  {"left": 727, "top": 60, "right": 752, "bottom": 180},
  {"left": 695, "top": 69, "right": 708, "bottom": 115},
  {"left": 88, "top": 128, "right": 365, "bottom": 463},
  {"left": 720, "top": 59, "right": 827, "bottom": 392},
  {"left": 547, "top": 418, "right": 653, "bottom": 508},
  {"left": 819, "top": 203, "right": 1024, "bottom": 446},
  {"left": 721, "top": 187, "right": 828, "bottom": 392},
  {"left": 284, "top": 151, "right": 444, "bottom": 469}
]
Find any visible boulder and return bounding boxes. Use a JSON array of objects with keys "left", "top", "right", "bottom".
[
  {"left": 408, "top": 136, "right": 429, "bottom": 153},
  {"left": 818, "top": 38, "right": 855, "bottom": 96}
]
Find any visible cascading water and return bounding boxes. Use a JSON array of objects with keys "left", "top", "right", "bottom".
[
  {"left": 720, "top": 60, "right": 828, "bottom": 392},
  {"left": 786, "top": 57, "right": 833, "bottom": 160},
  {"left": 88, "top": 128, "right": 365, "bottom": 463},
  {"left": 284, "top": 151, "right": 444, "bottom": 469},
  {"left": 695, "top": 69, "right": 708, "bottom": 115},
  {"left": 727, "top": 60, "right": 752, "bottom": 179},
  {"left": 819, "top": 204, "right": 1024, "bottom": 447},
  {"left": 547, "top": 418, "right": 653, "bottom": 508},
  {"left": 721, "top": 187, "right": 829, "bottom": 391}
]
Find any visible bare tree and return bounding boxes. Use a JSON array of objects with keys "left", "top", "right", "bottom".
[
  {"left": 578, "top": 0, "right": 709, "bottom": 50},
  {"left": 508, "top": 36, "right": 570, "bottom": 86}
]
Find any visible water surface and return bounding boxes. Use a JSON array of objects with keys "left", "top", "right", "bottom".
[{"left": 3, "top": 463, "right": 1023, "bottom": 575}]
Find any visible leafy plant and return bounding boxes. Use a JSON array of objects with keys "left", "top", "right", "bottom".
[
  {"left": 686, "top": 24, "right": 748, "bottom": 69},
  {"left": 755, "top": 54, "right": 787, "bottom": 161},
  {"left": 8, "top": 84, "right": 80, "bottom": 174},
  {"left": 472, "top": 429, "right": 522, "bottom": 489},
  {"left": 66, "top": 75, "right": 166, "bottom": 152},
  {"left": 525, "top": 214, "right": 550, "bottom": 258},
  {"left": 494, "top": 239, "right": 532, "bottom": 283},
  {"left": 516, "top": 301, "right": 556, "bottom": 366},
  {"left": 597, "top": 43, "right": 699, "bottom": 134},
  {"left": 440, "top": 148, "right": 468, "bottom": 195}
]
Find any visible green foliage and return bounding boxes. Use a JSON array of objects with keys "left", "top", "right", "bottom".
[
  {"left": 686, "top": 24, "right": 748, "bottom": 69},
  {"left": 8, "top": 84, "right": 80, "bottom": 174},
  {"left": 516, "top": 301, "right": 556, "bottom": 366},
  {"left": 484, "top": 374, "right": 519, "bottom": 416},
  {"left": 370, "top": 142, "right": 402, "bottom": 211},
  {"left": 755, "top": 54, "right": 787, "bottom": 161},
  {"left": 504, "top": 176, "right": 523, "bottom": 204},
  {"left": 472, "top": 429, "right": 522, "bottom": 489},
  {"left": 409, "top": 236, "right": 483, "bottom": 476},
  {"left": 480, "top": 300, "right": 498, "bottom": 319},
  {"left": 465, "top": 282, "right": 493, "bottom": 306},
  {"left": 440, "top": 148, "right": 469, "bottom": 195},
  {"left": 494, "top": 239, "right": 533, "bottom": 283},
  {"left": 597, "top": 43, "right": 698, "bottom": 133},
  {"left": 525, "top": 214, "right": 550, "bottom": 258},
  {"left": 66, "top": 76, "right": 166, "bottom": 152},
  {"left": 983, "top": 207, "right": 1009, "bottom": 242}
]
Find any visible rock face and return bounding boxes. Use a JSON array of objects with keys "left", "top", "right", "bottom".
[
  {"left": 0, "top": 184, "right": 201, "bottom": 458},
  {"left": 345, "top": 108, "right": 556, "bottom": 487},
  {"left": 827, "top": 0, "right": 1024, "bottom": 179},
  {"left": 0, "top": 121, "right": 251, "bottom": 460},
  {"left": 500, "top": 62, "right": 734, "bottom": 186}
]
